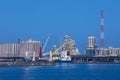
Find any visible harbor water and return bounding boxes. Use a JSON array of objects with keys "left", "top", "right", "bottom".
[{"left": 0, "top": 63, "right": 120, "bottom": 80}]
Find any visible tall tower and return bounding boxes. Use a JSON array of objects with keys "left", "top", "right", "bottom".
[
  {"left": 89, "top": 36, "right": 96, "bottom": 48},
  {"left": 100, "top": 10, "right": 104, "bottom": 54}
]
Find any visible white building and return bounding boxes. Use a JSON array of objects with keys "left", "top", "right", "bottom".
[
  {"left": 0, "top": 38, "right": 41, "bottom": 57},
  {"left": 88, "top": 36, "right": 96, "bottom": 48}
]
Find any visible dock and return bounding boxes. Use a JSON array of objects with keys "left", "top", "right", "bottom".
[
  {"left": 71, "top": 55, "right": 120, "bottom": 63},
  {"left": 0, "top": 57, "right": 55, "bottom": 67}
]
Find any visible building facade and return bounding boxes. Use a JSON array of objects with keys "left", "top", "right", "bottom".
[
  {"left": 85, "top": 36, "right": 96, "bottom": 55},
  {"left": 0, "top": 38, "right": 41, "bottom": 57}
]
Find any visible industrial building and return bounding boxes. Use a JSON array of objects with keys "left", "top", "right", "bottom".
[
  {"left": 97, "top": 47, "right": 120, "bottom": 56},
  {"left": 85, "top": 36, "right": 120, "bottom": 56},
  {"left": 0, "top": 43, "right": 18, "bottom": 57},
  {"left": 88, "top": 36, "right": 96, "bottom": 48},
  {"left": 50, "top": 35, "right": 80, "bottom": 61},
  {"left": 85, "top": 36, "right": 97, "bottom": 55},
  {"left": 61, "top": 35, "right": 79, "bottom": 55},
  {"left": 0, "top": 38, "right": 41, "bottom": 57}
]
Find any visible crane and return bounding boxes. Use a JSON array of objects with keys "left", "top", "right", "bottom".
[
  {"left": 42, "top": 34, "right": 50, "bottom": 53},
  {"left": 39, "top": 34, "right": 50, "bottom": 59}
]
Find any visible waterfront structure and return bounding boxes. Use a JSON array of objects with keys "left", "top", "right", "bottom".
[
  {"left": 50, "top": 35, "right": 79, "bottom": 61},
  {"left": 71, "top": 55, "right": 120, "bottom": 63},
  {"left": 0, "top": 43, "right": 18, "bottom": 57},
  {"left": 50, "top": 45, "right": 60, "bottom": 61},
  {"left": 51, "top": 45, "right": 59, "bottom": 55},
  {"left": 85, "top": 36, "right": 97, "bottom": 55},
  {"left": 19, "top": 38, "right": 41, "bottom": 57},
  {"left": 88, "top": 36, "right": 96, "bottom": 48},
  {"left": 0, "top": 38, "right": 41, "bottom": 57},
  {"left": 103, "top": 47, "right": 120, "bottom": 56},
  {"left": 61, "top": 35, "right": 79, "bottom": 55},
  {"left": 58, "top": 35, "right": 79, "bottom": 61},
  {"left": 108, "top": 47, "right": 120, "bottom": 56},
  {"left": 94, "top": 47, "right": 120, "bottom": 56}
]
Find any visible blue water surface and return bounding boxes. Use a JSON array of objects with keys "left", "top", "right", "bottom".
[{"left": 0, "top": 63, "right": 120, "bottom": 80}]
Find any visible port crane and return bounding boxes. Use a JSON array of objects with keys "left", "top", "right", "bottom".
[
  {"left": 42, "top": 34, "right": 50, "bottom": 53},
  {"left": 39, "top": 34, "right": 50, "bottom": 59}
]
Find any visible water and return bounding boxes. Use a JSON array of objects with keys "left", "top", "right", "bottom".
[{"left": 0, "top": 63, "right": 120, "bottom": 80}]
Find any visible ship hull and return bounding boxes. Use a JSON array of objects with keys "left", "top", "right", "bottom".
[{"left": 54, "top": 60, "right": 72, "bottom": 63}]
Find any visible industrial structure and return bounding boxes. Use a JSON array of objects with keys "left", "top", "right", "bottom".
[
  {"left": 0, "top": 38, "right": 41, "bottom": 57},
  {"left": 61, "top": 35, "right": 79, "bottom": 55},
  {"left": 98, "top": 47, "right": 120, "bottom": 56},
  {"left": 51, "top": 45, "right": 59, "bottom": 56},
  {"left": 50, "top": 35, "right": 80, "bottom": 61},
  {"left": 85, "top": 10, "right": 105, "bottom": 56},
  {"left": 20, "top": 38, "right": 41, "bottom": 57},
  {"left": 100, "top": 10, "right": 104, "bottom": 55},
  {"left": 85, "top": 36, "right": 97, "bottom": 55},
  {"left": 0, "top": 43, "right": 18, "bottom": 57},
  {"left": 88, "top": 36, "right": 96, "bottom": 48},
  {"left": 85, "top": 36, "right": 120, "bottom": 56},
  {"left": 1, "top": 10, "right": 120, "bottom": 64}
]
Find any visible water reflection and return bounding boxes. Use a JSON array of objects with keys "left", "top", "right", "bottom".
[
  {"left": 55, "top": 63, "right": 77, "bottom": 69},
  {"left": 0, "top": 64, "right": 120, "bottom": 80}
]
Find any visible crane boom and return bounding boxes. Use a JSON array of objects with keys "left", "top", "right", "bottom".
[{"left": 42, "top": 34, "right": 50, "bottom": 53}]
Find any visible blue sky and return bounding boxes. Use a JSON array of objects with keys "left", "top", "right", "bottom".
[{"left": 0, "top": 0, "right": 120, "bottom": 53}]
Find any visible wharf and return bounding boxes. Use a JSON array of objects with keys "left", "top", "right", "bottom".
[
  {"left": 71, "top": 55, "right": 120, "bottom": 63},
  {"left": 0, "top": 57, "right": 54, "bottom": 67},
  {"left": 0, "top": 61, "right": 54, "bottom": 67}
]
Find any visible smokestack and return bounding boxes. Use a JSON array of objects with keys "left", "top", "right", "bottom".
[{"left": 100, "top": 10, "right": 104, "bottom": 54}]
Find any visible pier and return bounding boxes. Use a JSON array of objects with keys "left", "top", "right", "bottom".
[
  {"left": 71, "top": 55, "right": 120, "bottom": 63},
  {"left": 0, "top": 57, "right": 54, "bottom": 66}
]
